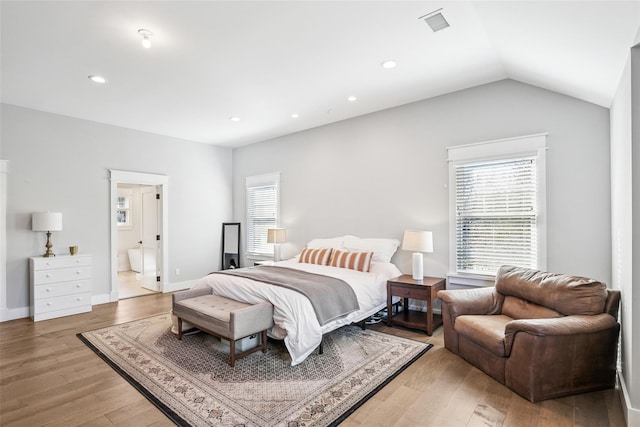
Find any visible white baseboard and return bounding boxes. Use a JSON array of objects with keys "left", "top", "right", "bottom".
[
  {"left": 92, "top": 293, "right": 112, "bottom": 306},
  {"left": 619, "top": 371, "right": 640, "bottom": 427},
  {"left": 163, "top": 279, "right": 197, "bottom": 293},
  {"left": 0, "top": 282, "right": 194, "bottom": 322},
  {"left": 0, "top": 306, "right": 29, "bottom": 322}
]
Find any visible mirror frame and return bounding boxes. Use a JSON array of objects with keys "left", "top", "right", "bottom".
[{"left": 221, "top": 222, "right": 241, "bottom": 270}]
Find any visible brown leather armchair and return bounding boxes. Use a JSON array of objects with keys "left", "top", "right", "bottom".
[{"left": 437, "top": 265, "right": 620, "bottom": 402}]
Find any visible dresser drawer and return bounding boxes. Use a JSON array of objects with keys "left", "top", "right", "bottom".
[
  {"left": 33, "top": 266, "right": 91, "bottom": 285},
  {"left": 32, "top": 255, "right": 91, "bottom": 271},
  {"left": 33, "top": 279, "right": 91, "bottom": 299},
  {"left": 34, "top": 292, "right": 92, "bottom": 314}
]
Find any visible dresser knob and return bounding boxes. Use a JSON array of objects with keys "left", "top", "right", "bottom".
[
  {"left": 77, "top": 297, "right": 82, "bottom": 301},
  {"left": 76, "top": 271, "right": 81, "bottom": 275},
  {"left": 46, "top": 288, "right": 52, "bottom": 292},
  {"left": 47, "top": 302, "right": 52, "bottom": 306},
  {"left": 46, "top": 274, "right": 51, "bottom": 278},
  {"left": 76, "top": 284, "right": 81, "bottom": 288}
]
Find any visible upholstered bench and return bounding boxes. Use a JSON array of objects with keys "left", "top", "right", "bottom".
[{"left": 172, "top": 288, "right": 274, "bottom": 367}]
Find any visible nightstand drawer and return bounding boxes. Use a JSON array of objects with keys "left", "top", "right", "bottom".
[{"left": 391, "top": 285, "right": 429, "bottom": 299}]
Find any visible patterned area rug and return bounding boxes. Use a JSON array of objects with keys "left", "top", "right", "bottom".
[{"left": 78, "top": 313, "right": 432, "bottom": 426}]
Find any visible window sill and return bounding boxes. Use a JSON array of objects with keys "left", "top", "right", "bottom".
[
  {"left": 447, "top": 272, "right": 495, "bottom": 288},
  {"left": 246, "top": 254, "right": 273, "bottom": 261}
]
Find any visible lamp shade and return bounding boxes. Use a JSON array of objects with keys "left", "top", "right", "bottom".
[
  {"left": 402, "top": 230, "right": 433, "bottom": 253},
  {"left": 267, "top": 228, "right": 287, "bottom": 244},
  {"left": 32, "top": 212, "right": 63, "bottom": 232}
]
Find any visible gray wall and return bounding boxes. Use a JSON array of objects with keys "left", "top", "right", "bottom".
[
  {"left": 233, "top": 79, "right": 612, "bottom": 285},
  {"left": 1, "top": 104, "right": 232, "bottom": 316},
  {"left": 611, "top": 40, "right": 640, "bottom": 422}
]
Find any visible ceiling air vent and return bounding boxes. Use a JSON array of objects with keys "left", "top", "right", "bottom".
[{"left": 420, "top": 9, "right": 449, "bottom": 32}]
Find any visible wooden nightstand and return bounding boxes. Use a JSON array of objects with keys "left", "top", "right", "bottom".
[{"left": 386, "top": 274, "right": 445, "bottom": 335}]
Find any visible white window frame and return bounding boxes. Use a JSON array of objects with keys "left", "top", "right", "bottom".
[
  {"left": 116, "top": 190, "right": 133, "bottom": 230},
  {"left": 245, "top": 172, "right": 280, "bottom": 259},
  {"left": 447, "top": 133, "right": 547, "bottom": 287}
]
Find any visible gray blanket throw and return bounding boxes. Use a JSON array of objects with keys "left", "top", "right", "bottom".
[{"left": 216, "top": 266, "right": 359, "bottom": 326}]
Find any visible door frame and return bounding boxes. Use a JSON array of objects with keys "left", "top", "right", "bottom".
[{"left": 109, "top": 170, "right": 169, "bottom": 301}]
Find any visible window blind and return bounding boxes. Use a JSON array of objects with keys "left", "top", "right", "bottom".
[
  {"left": 246, "top": 173, "right": 279, "bottom": 257},
  {"left": 455, "top": 157, "right": 537, "bottom": 275}
]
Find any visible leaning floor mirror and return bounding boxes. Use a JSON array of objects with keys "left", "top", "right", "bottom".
[{"left": 221, "top": 222, "right": 241, "bottom": 270}]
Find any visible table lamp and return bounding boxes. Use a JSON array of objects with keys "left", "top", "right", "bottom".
[
  {"left": 32, "top": 212, "right": 63, "bottom": 257},
  {"left": 402, "top": 230, "right": 433, "bottom": 280},
  {"left": 267, "top": 228, "right": 287, "bottom": 262}
]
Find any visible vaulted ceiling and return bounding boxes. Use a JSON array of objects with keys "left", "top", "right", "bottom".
[{"left": 1, "top": 1, "right": 639, "bottom": 147}]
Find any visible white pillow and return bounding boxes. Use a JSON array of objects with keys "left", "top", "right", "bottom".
[
  {"left": 369, "top": 261, "right": 403, "bottom": 279},
  {"left": 306, "top": 236, "right": 346, "bottom": 249},
  {"left": 342, "top": 236, "right": 401, "bottom": 263}
]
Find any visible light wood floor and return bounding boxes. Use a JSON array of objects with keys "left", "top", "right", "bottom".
[
  {"left": 0, "top": 294, "right": 626, "bottom": 427},
  {"left": 117, "top": 270, "right": 158, "bottom": 299}
]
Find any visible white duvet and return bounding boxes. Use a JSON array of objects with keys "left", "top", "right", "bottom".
[{"left": 191, "top": 259, "right": 402, "bottom": 365}]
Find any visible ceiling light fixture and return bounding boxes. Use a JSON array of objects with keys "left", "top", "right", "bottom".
[
  {"left": 419, "top": 9, "right": 450, "bottom": 32},
  {"left": 138, "top": 29, "right": 153, "bottom": 48},
  {"left": 291, "top": 113, "right": 299, "bottom": 119},
  {"left": 381, "top": 60, "right": 397, "bottom": 69},
  {"left": 347, "top": 95, "right": 357, "bottom": 102},
  {"left": 230, "top": 116, "right": 240, "bottom": 122},
  {"left": 88, "top": 75, "right": 107, "bottom": 84}
]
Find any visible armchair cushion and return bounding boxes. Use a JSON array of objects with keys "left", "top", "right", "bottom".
[
  {"left": 496, "top": 265, "right": 608, "bottom": 315},
  {"left": 455, "top": 315, "right": 511, "bottom": 357},
  {"left": 501, "top": 296, "right": 563, "bottom": 319}
]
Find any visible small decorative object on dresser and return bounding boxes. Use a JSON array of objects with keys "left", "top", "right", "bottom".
[
  {"left": 30, "top": 254, "right": 92, "bottom": 321},
  {"left": 386, "top": 274, "right": 445, "bottom": 335}
]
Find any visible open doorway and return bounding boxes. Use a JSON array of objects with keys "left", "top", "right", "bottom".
[
  {"left": 116, "top": 184, "right": 159, "bottom": 298},
  {"left": 109, "top": 170, "right": 169, "bottom": 302}
]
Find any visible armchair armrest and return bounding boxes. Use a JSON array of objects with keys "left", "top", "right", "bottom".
[
  {"left": 504, "top": 314, "right": 618, "bottom": 355},
  {"left": 504, "top": 314, "right": 620, "bottom": 401},
  {"left": 438, "top": 287, "right": 503, "bottom": 322}
]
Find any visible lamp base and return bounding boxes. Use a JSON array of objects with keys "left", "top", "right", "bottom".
[
  {"left": 273, "top": 244, "right": 281, "bottom": 262},
  {"left": 42, "top": 231, "right": 56, "bottom": 257},
  {"left": 411, "top": 252, "right": 423, "bottom": 281}
]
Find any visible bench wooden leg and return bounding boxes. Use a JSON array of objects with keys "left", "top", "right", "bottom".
[
  {"left": 177, "top": 318, "right": 183, "bottom": 340},
  {"left": 261, "top": 330, "right": 268, "bottom": 353},
  {"left": 230, "top": 338, "right": 236, "bottom": 367}
]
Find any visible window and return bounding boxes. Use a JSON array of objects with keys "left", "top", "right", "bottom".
[
  {"left": 447, "top": 134, "right": 547, "bottom": 286},
  {"left": 116, "top": 194, "right": 132, "bottom": 229},
  {"left": 245, "top": 173, "right": 280, "bottom": 258}
]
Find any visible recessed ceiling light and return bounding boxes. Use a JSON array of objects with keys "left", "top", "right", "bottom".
[
  {"left": 88, "top": 75, "right": 107, "bottom": 84},
  {"left": 381, "top": 60, "right": 397, "bottom": 69},
  {"left": 347, "top": 95, "right": 357, "bottom": 102},
  {"left": 291, "top": 113, "right": 299, "bottom": 119},
  {"left": 138, "top": 29, "right": 153, "bottom": 48},
  {"left": 229, "top": 116, "right": 240, "bottom": 122}
]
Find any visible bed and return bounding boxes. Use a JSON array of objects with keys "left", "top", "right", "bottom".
[{"left": 182, "top": 235, "right": 402, "bottom": 365}]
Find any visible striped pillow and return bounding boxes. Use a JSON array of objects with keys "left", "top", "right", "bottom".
[
  {"left": 329, "top": 249, "right": 373, "bottom": 272},
  {"left": 298, "top": 247, "right": 333, "bottom": 265}
]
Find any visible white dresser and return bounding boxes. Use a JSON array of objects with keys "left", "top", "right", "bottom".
[{"left": 29, "top": 254, "right": 92, "bottom": 321}]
